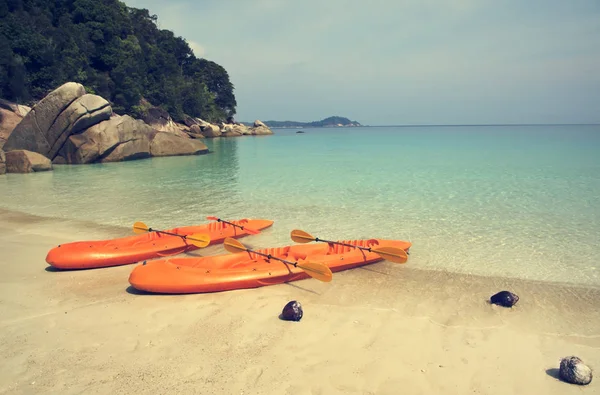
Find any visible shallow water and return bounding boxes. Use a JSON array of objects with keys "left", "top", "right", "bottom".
[{"left": 1, "top": 125, "right": 599, "bottom": 286}]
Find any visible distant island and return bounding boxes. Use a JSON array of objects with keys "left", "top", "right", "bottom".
[{"left": 242, "top": 116, "right": 362, "bottom": 128}]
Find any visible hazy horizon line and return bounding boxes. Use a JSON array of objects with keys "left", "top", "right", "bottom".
[{"left": 249, "top": 122, "right": 600, "bottom": 128}]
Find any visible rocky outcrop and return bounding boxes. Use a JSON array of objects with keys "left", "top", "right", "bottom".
[
  {"left": 142, "top": 105, "right": 190, "bottom": 139},
  {"left": 60, "top": 115, "right": 208, "bottom": 164},
  {"left": 150, "top": 132, "right": 208, "bottom": 157},
  {"left": 251, "top": 119, "right": 274, "bottom": 135},
  {"left": 2, "top": 82, "right": 274, "bottom": 172},
  {"left": 216, "top": 121, "right": 273, "bottom": 136},
  {"left": 5, "top": 150, "right": 52, "bottom": 173},
  {"left": 0, "top": 149, "right": 5, "bottom": 175},
  {"left": 3, "top": 82, "right": 86, "bottom": 156}
]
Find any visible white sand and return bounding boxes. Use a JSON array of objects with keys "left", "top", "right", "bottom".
[{"left": 0, "top": 208, "right": 598, "bottom": 394}]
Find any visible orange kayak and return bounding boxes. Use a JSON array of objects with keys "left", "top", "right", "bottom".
[
  {"left": 128, "top": 238, "right": 411, "bottom": 294},
  {"left": 46, "top": 218, "right": 274, "bottom": 270}
]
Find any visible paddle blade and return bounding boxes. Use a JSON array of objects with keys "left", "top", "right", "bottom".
[
  {"left": 223, "top": 237, "right": 249, "bottom": 254},
  {"left": 372, "top": 246, "right": 409, "bottom": 264},
  {"left": 298, "top": 260, "right": 333, "bottom": 282},
  {"left": 187, "top": 233, "right": 211, "bottom": 248},
  {"left": 206, "top": 216, "right": 219, "bottom": 221},
  {"left": 133, "top": 221, "right": 150, "bottom": 234},
  {"left": 291, "top": 229, "right": 316, "bottom": 244}
]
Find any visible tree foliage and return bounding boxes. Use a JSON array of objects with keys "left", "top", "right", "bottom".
[{"left": 0, "top": 0, "right": 236, "bottom": 122}]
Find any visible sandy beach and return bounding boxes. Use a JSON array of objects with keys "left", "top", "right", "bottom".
[{"left": 0, "top": 207, "right": 598, "bottom": 394}]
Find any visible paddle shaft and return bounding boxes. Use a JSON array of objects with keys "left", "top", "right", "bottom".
[
  {"left": 146, "top": 227, "right": 192, "bottom": 241},
  {"left": 313, "top": 237, "right": 380, "bottom": 253},
  {"left": 245, "top": 249, "right": 301, "bottom": 268}
]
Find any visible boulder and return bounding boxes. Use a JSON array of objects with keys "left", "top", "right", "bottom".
[
  {"left": 250, "top": 119, "right": 274, "bottom": 135},
  {"left": 5, "top": 150, "right": 52, "bottom": 173},
  {"left": 61, "top": 115, "right": 154, "bottom": 164},
  {"left": 222, "top": 123, "right": 251, "bottom": 136},
  {"left": 0, "top": 107, "right": 24, "bottom": 149},
  {"left": 61, "top": 115, "right": 209, "bottom": 164},
  {"left": 150, "top": 132, "right": 209, "bottom": 157},
  {"left": 189, "top": 124, "right": 202, "bottom": 135},
  {"left": 201, "top": 123, "right": 222, "bottom": 137},
  {"left": 142, "top": 106, "right": 189, "bottom": 139},
  {"left": 0, "top": 149, "right": 5, "bottom": 175},
  {"left": 0, "top": 98, "right": 31, "bottom": 117},
  {"left": 46, "top": 94, "right": 112, "bottom": 159},
  {"left": 3, "top": 82, "right": 86, "bottom": 156}
]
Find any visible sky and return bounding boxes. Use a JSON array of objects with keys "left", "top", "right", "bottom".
[{"left": 123, "top": 0, "right": 600, "bottom": 125}]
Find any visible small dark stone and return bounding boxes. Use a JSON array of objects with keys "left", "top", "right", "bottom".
[
  {"left": 490, "top": 290, "right": 519, "bottom": 307},
  {"left": 559, "top": 356, "right": 593, "bottom": 385},
  {"left": 281, "top": 300, "right": 303, "bottom": 321},
  {"left": 296, "top": 131, "right": 305, "bottom": 134}
]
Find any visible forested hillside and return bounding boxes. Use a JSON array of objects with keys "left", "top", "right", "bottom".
[{"left": 0, "top": 0, "right": 236, "bottom": 122}]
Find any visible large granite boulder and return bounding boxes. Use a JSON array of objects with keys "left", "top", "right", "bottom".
[
  {"left": 150, "top": 132, "right": 208, "bottom": 157},
  {"left": 60, "top": 115, "right": 209, "bottom": 164},
  {"left": 3, "top": 82, "right": 86, "bottom": 156},
  {"left": 3, "top": 83, "right": 112, "bottom": 160},
  {"left": 61, "top": 115, "right": 154, "bottom": 164},
  {"left": 0, "top": 149, "right": 5, "bottom": 175},
  {"left": 46, "top": 94, "right": 112, "bottom": 159},
  {"left": 5, "top": 150, "right": 52, "bottom": 173}
]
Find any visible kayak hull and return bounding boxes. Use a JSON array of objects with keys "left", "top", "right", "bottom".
[
  {"left": 128, "top": 238, "right": 411, "bottom": 294},
  {"left": 46, "top": 219, "right": 274, "bottom": 270}
]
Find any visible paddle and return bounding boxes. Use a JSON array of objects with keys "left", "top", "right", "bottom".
[
  {"left": 290, "top": 229, "right": 408, "bottom": 264},
  {"left": 206, "top": 216, "right": 260, "bottom": 235},
  {"left": 133, "top": 221, "right": 211, "bottom": 248},
  {"left": 223, "top": 237, "right": 333, "bottom": 282}
]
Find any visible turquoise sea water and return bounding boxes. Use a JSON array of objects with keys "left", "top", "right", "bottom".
[{"left": 1, "top": 125, "right": 599, "bottom": 287}]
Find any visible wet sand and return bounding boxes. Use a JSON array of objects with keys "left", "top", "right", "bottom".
[{"left": 0, "top": 208, "right": 598, "bottom": 394}]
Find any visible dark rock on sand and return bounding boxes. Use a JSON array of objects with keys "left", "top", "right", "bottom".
[
  {"left": 490, "top": 290, "right": 519, "bottom": 307},
  {"left": 559, "top": 356, "right": 593, "bottom": 385},
  {"left": 281, "top": 300, "right": 303, "bottom": 321}
]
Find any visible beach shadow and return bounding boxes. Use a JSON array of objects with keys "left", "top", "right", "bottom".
[
  {"left": 545, "top": 368, "right": 561, "bottom": 380},
  {"left": 44, "top": 266, "right": 62, "bottom": 272},
  {"left": 125, "top": 285, "right": 157, "bottom": 295},
  {"left": 278, "top": 313, "right": 302, "bottom": 321}
]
